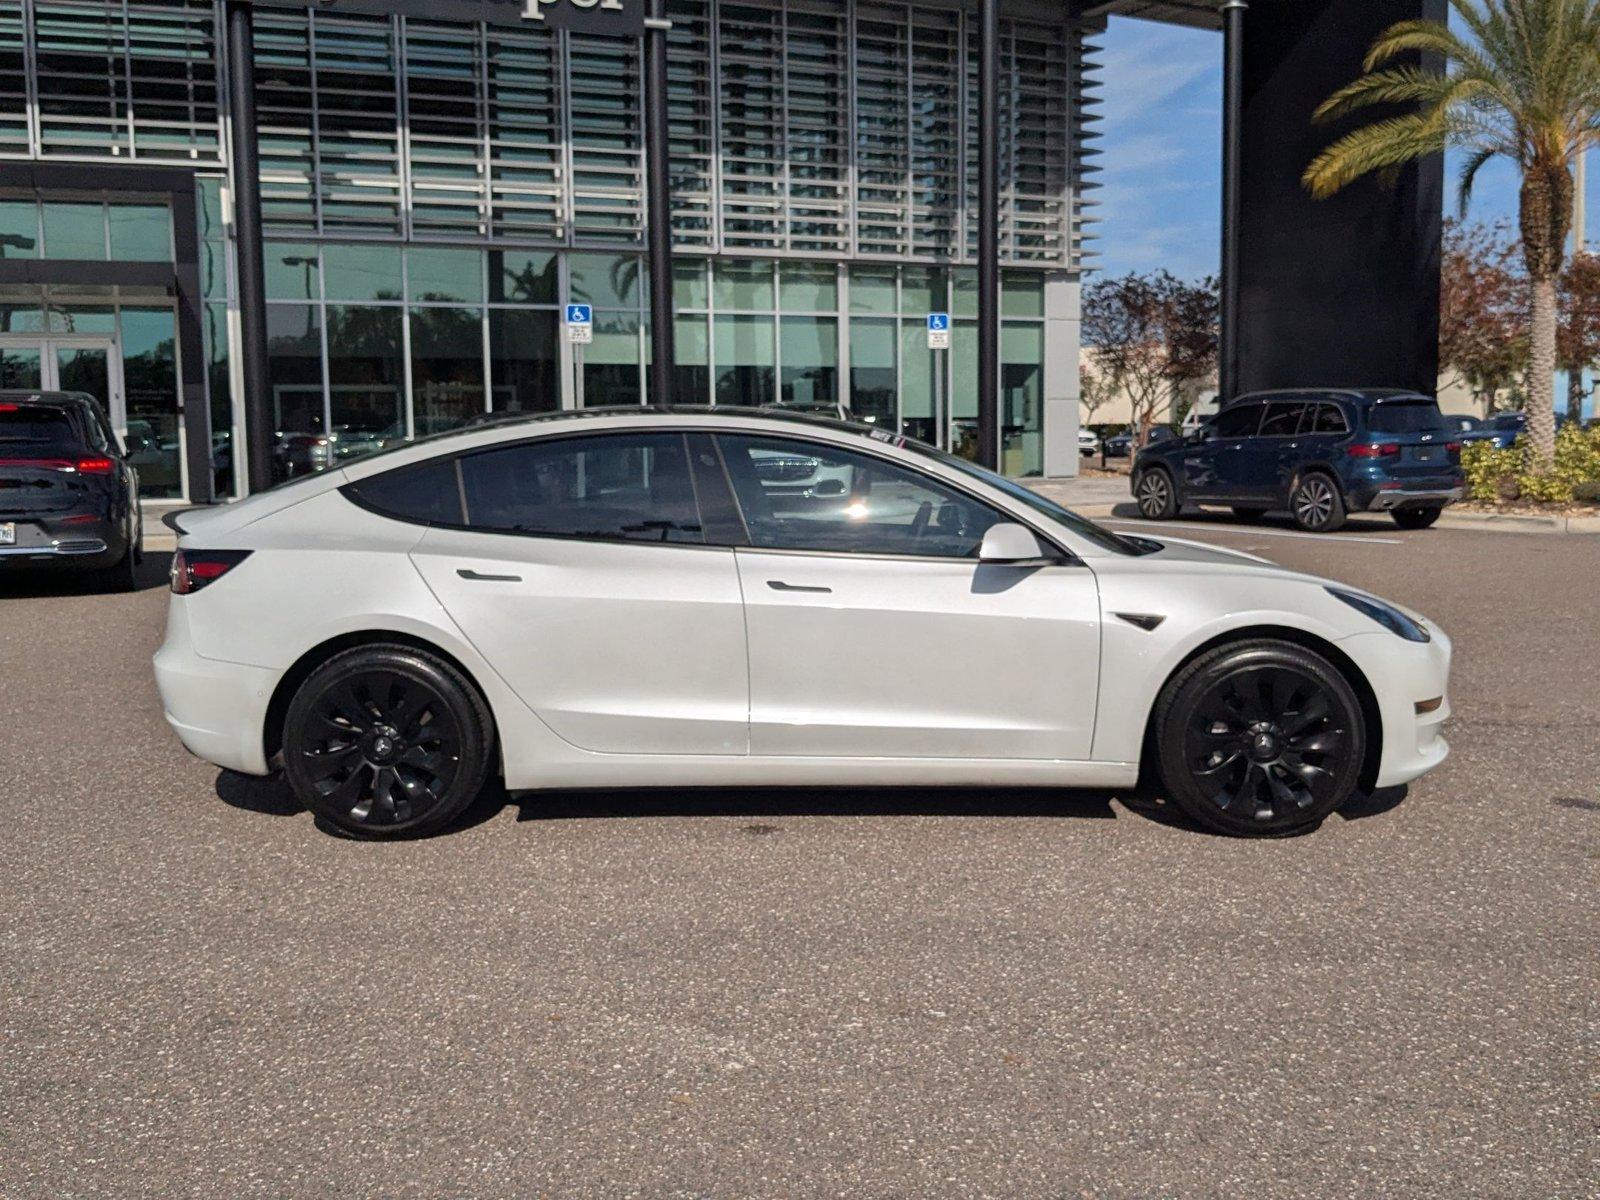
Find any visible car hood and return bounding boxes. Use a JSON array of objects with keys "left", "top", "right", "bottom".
[{"left": 1136, "top": 534, "right": 1279, "bottom": 570}]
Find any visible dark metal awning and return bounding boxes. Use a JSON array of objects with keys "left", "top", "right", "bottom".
[{"left": 1074, "top": 0, "right": 1223, "bottom": 30}]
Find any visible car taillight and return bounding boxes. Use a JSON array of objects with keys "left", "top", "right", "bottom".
[
  {"left": 1347, "top": 442, "right": 1400, "bottom": 459},
  {"left": 1446, "top": 441, "right": 1462, "bottom": 454},
  {"left": 75, "top": 455, "right": 115, "bottom": 475},
  {"left": 170, "top": 549, "right": 252, "bottom": 595},
  {"left": 0, "top": 455, "right": 115, "bottom": 474}
]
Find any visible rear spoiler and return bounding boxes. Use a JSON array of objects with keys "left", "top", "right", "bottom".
[{"left": 161, "top": 507, "right": 206, "bottom": 535}]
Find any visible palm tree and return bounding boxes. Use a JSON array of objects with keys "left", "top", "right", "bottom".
[{"left": 1303, "top": 0, "right": 1600, "bottom": 465}]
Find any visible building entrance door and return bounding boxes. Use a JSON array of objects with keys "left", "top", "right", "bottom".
[{"left": 0, "top": 335, "right": 123, "bottom": 426}]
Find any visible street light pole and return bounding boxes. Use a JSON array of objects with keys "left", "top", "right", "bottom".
[
  {"left": 226, "top": 1, "right": 273, "bottom": 495},
  {"left": 976, "top": 0, "right": 1000, "bottom": 470},
  {"left": 1219, "top": 0, "right": 1247, "bottom": 403},
  {"left": 643, "top": 0, "right": 675, "bottom": 407}
]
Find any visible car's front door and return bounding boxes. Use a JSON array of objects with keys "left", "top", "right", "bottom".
[
  {"left": 407, "top": 430, "right": 750, "bottom": 755},
  {"left": 1242, "top": 399, "right": 1311, "bottom": 503},
  {"left": 713, "top": 433, "right": 1102, "bottom": 760},
  {"left": 1183, "top": 402, "right": 1262, "bottom": 498}
]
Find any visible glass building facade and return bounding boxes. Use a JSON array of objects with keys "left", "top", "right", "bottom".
[{"left": 0, "top": 0, "right": 1092, "bottom": 499}]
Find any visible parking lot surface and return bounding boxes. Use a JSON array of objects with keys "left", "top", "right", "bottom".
[{"left": 2, "top": 518, "right": 1596, "bottom": 1198}]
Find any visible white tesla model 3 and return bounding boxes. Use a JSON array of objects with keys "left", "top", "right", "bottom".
[{"left": 154, "top": 409, "right": 1451, "bottom": 840}]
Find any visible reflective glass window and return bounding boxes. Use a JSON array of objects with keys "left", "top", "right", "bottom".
[
  {"left": 849, "top": 266, "right": 897, "bottom": 313},
  {"left": 407, "top": 246, "right": 484, "bottom": 304},
  {"left": 265, "top": 243, "right": 320, "bottom": 300},
  {"left": 848, "top": 318, "right": 895, "bottom": 427},
  {"left": 1001, "top": 272, "right": 1045, "bottom": 318},
  {"left": 266, "top": 304, "right": 326, "bottom": 480},
  {"left": 569, "top": 253, "right": 640, "bottom": 309},
  {"left": 779, "top": 317, "right": 837, "bottom": 409},
  {"left": 900, "top": 320, "right": 936, "bottom": 445},
  {"left": 0, "top": 201, "right": 39, "bottom": 257},
  {"left": 582, "top": 311, "right": 641, "bottom": 406},
  {"left": 42, "top": 203, "right": 105, "bottom": 259},
  {"left": 672, "top": 315, "right": 710, "bottom": 404},
  {"left": 713, "top": 314, "right": 775, "bottom": 406},
  {"left": 327, "top": 306, "right": 407, "bottom": 458},
  {"left": 410, "top": 306, "right": 485, "bottom": 434},
  {"left": 490, "top": 250, "right": 557, "bottom": 305},
  {"left": 1001, "top": 322, "right": 1044, "bottom": 475},
  {"left": 108, "top": 204, "right": 172, "bottom": 260},
  {"left": 488, "top": 309, "right": 558, "bottom": 413},
  {"left": 778, "top": 263, "right": 836, "bottom": 311},
  {"left": 121, "top": 307, "right": 181, "bottom": 497},
  {"left": 673, "top": 259, "right": 709, "bottom": 310},
  {"left": 324, "top": 243, "right": 403, "bottom": 302},
  {"left": 714, "top": 260, "right": 775, "bottom": 311}
]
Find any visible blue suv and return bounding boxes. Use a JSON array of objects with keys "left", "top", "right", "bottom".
[{"left": 1131, "top": 389, "right": 1465, "bottom": 532}]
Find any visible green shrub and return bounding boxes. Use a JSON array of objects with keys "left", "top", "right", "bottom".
[{"left": 1462, "top": 424, "right": 1600, "bottom": 505}]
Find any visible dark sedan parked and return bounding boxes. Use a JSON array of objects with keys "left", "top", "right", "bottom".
[
  {"left": 1131, "top": 389, "right": 1464, "bottom": 532},
  {"left": 1104, "top": 425, "right": 1177, "bottom": 458},
  {"left": 0, "top": 391, "right": 142, "bottom": 589}
]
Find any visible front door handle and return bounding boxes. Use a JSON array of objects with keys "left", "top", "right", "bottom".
[
  {"left": 768, "top": 580, "right": 831, "bottom": 594},
  {"left": 457, "top": 568, "right": 522, "bottom": 583}
]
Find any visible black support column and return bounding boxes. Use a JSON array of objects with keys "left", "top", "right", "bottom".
[
  {"left": 976, "top": 0, "right": 999, "bottom": 470},
  {"left": 1235, "top": 0, "right": 1445, "bottom": 396},
  {"left": 1219, "top": 0, "right": 1244, "bottom": 402},
  {"left": 226, "top": 1, "right": 273, "bottom": 495},
  {"left": 643, "top": 0, "right": 675, "bottom": 406}
]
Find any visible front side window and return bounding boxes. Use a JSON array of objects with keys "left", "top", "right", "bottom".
[
  {"left": 458, "top": 432, "right": 704, "bottom": 543},
  {"left": 1213, "top": 404, "right": 1263, "bottom": 439},
  {"left": 716, "top": 434, "right": 1006, "bottom": 558}
]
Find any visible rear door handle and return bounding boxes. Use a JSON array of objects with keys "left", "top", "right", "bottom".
[
  {"left": 768, "top": 580, "right": 831, "bottom": 594},
  {"left": 457, "top": 568, "right": 522, "bottom": 583}
]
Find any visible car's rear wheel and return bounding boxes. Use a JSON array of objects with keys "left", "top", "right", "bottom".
[
  {"left": 1153, "top": 640, "right": 1366, "bottom": 837},
  {"left": 1135, "top": 467, "right": 1179, "bottom": 520},
  {"left": 1392, "top": 506, "right": 1442, "bottom": 530},
  {"left": 283, "top": 645, "right": 494, "bottom": 839},
  {"left": 1289, "top": 473, "right": 1346, "bottom": 533},
  {"left": 97, "top": 523, "right": 140, "bottom": 592}
]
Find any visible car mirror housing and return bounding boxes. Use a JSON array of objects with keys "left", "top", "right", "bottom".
[{"left": 978, "top": 523, "right": 1048, "bottom": 563}]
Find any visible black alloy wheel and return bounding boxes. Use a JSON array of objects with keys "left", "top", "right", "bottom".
[
  {"left": 1154, "top": 640, "right": 1366, "bottom": 837},
  {"left": 283, "top": 646, "right": 493, "bottom": 839},
  {"left": 1391, "top": 506, "right": 1442, "bottom": 530},
  {"left": 1289, "top": 473, "right": 1346, "bottom": 533},
  {"left": 1135, "top": 467, "right": 1179, "bottom": 520}
]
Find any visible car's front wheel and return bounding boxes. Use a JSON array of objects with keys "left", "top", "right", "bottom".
[
  {"left": 282, "top": 645, "right": 494, "bottom": 839},
  {"left": 1392, "top": 506, "right": 1442, "bottom": 530},
  {"left": 1153, "top": 640, "right": 1367, "bottom": 837},
  {"left": 1134, "top": 467, "right": 1179, "bottom": 520}
]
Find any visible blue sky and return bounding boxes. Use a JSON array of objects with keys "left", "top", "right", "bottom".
[{"left": 1090, "top": 16, "right": 1564, "bottom": 281}]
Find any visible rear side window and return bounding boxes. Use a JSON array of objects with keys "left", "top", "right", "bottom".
[
  {"left": 457, "top": 432, "right": 704, "bottom": 543},
  {"left": 1309, "top": 403, "right": 1349, "bottom": 434},
  {"left": 343, "top": 458, "right": 463, "bottom": 525},
  {"left": 1258, "top": 402, "right": 1309, "bottom": 437},
  {"left": 1212, "top": 404, "right": 1263, "bottom": 438},
  {"left": 0, "top": 406, "right": 78, "bottom": 445},
  {"left": 1368, "top": 399, "right": 1446, "bottom": 434}
]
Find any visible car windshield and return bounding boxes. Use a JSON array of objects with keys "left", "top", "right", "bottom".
[
  {"left": 1368, "top": 399, "right": 1446, "bottom": 434},
  {"left": 902, "top": 439, "right": 1150, "bottom": 556}
]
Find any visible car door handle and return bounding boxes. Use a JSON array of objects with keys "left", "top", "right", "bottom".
[
  {"left": 457, "top": 568, "right": 522, "bottom": 583},
  {"left": 768, "top": 580, "right": 831, "bottom": 594}
]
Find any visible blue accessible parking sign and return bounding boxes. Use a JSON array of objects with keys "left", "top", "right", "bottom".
[
  {"left": 926, "top": 311, "right": 951, "bottom": 349},
  {"left": 565, "top": 304, "right": 593, "bottom": 344}
]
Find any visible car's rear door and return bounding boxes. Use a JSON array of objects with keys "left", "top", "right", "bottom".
[
  {"left": 1244, "top": 398, "right": 1311, "bottom": 503},
  {"left": 402, "top": 430, "right": 751, "bottom": 756},
  {"left": 713, "top": 432, "right": 1101, "bottom": 761}
]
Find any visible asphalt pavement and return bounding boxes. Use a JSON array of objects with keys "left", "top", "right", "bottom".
[{"left": 1, "top": 519, "right": 1596, "bottom": 1198}]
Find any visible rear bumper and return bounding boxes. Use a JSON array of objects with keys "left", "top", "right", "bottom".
[
  {"left": 0, "top": 514, "right": 125, "bottom": 569},
  {"left": 1350, "top": 485, "right": 1464, "bottom": 512},
  {"left": 152, "top": 600, "right": 277, "bottom": 776}
]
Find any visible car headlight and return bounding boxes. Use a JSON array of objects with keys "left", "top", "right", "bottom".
[{"left": 1326, "top": 587, "right": 1430, "bottom": 643}]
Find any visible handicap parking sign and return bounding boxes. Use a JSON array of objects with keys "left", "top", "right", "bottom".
[
  {"left": 926, "top": 311, "right": 951, "bottom": 349},
  {"left": 565, "top": 303, "right": 593, "bottom": 344}
]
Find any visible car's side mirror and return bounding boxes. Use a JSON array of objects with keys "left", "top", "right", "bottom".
[{"left": 978, "top": 523, "right": 1048, "bottom": 564}]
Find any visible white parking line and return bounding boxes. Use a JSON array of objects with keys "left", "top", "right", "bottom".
[{"left": 1108, "top": 521, "right": 1403, "bottom": 546}]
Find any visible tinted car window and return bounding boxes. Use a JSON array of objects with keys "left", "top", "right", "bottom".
[
  {"left": 1309, "top": 403, "right": 1348, "bottom": 434},
  {"left": 1258, "top": 402, "right": 1308, "bottom": 437},
  {"left": 718, "top": 434, "right": 1006, "bottom": 558},
  {"left": 459, "top": 432, "right": 704, "bottom": 543},
  {"left": 343, "top": 457, "right": 464, "bottom": 525},
  {"left": 0, "top": 406, "right": 78, "bottom": 445},
  {"left": 1212, "top": 404, "right": 1263, "bottom": 438},
  {"left": 1368, "top": 399, "right": 1446, "bottom": 433}
]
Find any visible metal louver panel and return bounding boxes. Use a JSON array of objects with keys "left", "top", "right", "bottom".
[
  {"left": 853, "top": 6, "right": 909, "bottom": 258},
  {"left": 565, "top": 31, "right": 643, "bottom": 245},
  {"left": 0, "top": 2, "right": 28, "bottom": 156},
  {"left": 311, "top": 14, "right": 401, "bottom": 234},
  {"left": 783, "top": 0, "right": 848, "bottom": 254},
  {"left": 483, "top": 22, "right": 563, "bottom": 242},
  {"left": 666, "top": 0, "right": 715, "bottom": 248}
]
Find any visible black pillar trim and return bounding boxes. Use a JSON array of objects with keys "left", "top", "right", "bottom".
[
  {"left": 976, "top": 0, "right": 1000, "bottom": 470},
  {"left": 0, "top": 160, "right": 212, "bottom": 503},
  {"left": 643, "top": 0, "right": 674, "bottom": 405},
  {"left": 1219, "top": 0, "right": 1245, "bottom": 403},
  {"left": 227, "top": 0, "right": 273, "bottom": 496}
]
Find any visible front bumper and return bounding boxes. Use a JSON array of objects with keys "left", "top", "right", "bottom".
[
  {"left": 1338, "top": 628, "right": 1453, "bottom": 789},
  {"left": 153, "top": 599, "right": 278, "bottom": 776}
]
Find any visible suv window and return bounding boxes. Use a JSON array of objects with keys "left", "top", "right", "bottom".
[
  {"left": 0, "top": 404, "right": 79, "bottom": 445},
  {"left": 1212, "top": 404, "right": 1263, "bottom": 438},
  {"left": 459, "top": 432, "right": 704, "bottom": 543},
  {"left": 1368, "top": 399, "right": 1446, "bottom": 433},
  {"left": 1258, "top": 401, "right": 1309, "bottom": 437},
  {"left": 716, "top": 433, "right": 1007, "bottom": 558},
  {"left": 1308, "top": 403, "right": 1348, "bottom": 434}
]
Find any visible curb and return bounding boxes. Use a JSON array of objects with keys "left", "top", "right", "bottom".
[{"left": 1069, "top": 500, "right": 1600, "bottom": 535}]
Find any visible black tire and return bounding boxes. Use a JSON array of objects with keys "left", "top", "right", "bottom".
[
  {"left": 96, "top": 527, "right": 140, "bottom": 593},
  {"left": 1134, "top": 466, "right": 1179, "bottom": 520},
  {"left": 282, "top": 645, "right": 495, "bottom": 840},
  {"left": 1392, "top": 506, "right": 1442, "bottom": 530},
  {"left": 1289, "top": 473, "right": 1346, "bottom": 533},
  {"left": 1230, "top": 506, "right": 1267, "bottom": 522},
  {"left": 1152, "top": 639, "right": 1367, "bottom": 838}
]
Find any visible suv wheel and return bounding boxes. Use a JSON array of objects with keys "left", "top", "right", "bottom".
[
  {"left": 1135, "top": 467, "right": 1179, "bottom": 520},
  {"left": 1392, "top": 506, "right": 1442, "bottom": 530},
  {"left": 1289, "top": 474, "right": 1346, "bottom": 533}
]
